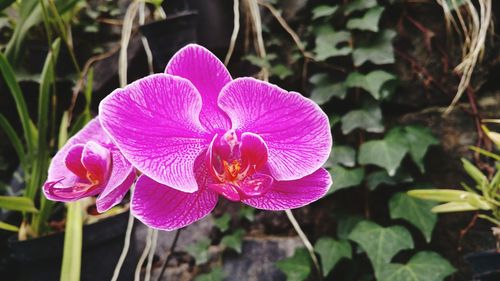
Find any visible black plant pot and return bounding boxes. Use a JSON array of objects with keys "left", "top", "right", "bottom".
[
  {"left": 140, "top": 12, "right": 198, "bottom": 72},
  {"left": 7, "top": 212, "right": 138, "bottom": 281},
  {"left": 465, "top": 250, "right": 500, "bottom": 281}
]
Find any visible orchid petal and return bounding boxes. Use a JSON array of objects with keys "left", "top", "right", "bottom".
[
  {"left": 242, "top": 168, "right": 331, "bottom": 210},
  {"left": 96, "top": 149, "right": 136, "bottom": 212},
  {"left": 239, "top": 173, "right": 273, "bottom": 198},
  {"left": 64, "top": 144, "right": 86, "bottom": 178},
  {"left": 81, "top": 141, "right": 111, "bottom": 183},
  {"left": 99, "top": 74, "right": 212, "bottom": 193},
  {"left": 166, "top": 44, "right": 232, "bottom": 132},
  {"left": 207, "top": 183, "right": 241, "bottom": 201},
  {"left": 218, "top": 78, "right": 332, "bottom": 181},
  {"left": 240, "top": 132, "right": 268, "bottom": 172}
]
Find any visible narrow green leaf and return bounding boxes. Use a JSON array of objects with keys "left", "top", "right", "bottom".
[
  {"left": 314, "top": 237, "right": 352, "bottom": 277},
  {"left": 408, "top": 189, "right": 478, "bottom": 202},
  {"left": 378, "top": 251, "right": 455, "bottom": 281},
  {"left": 389, "top": 193, "right": 437, "bottom": 242},
  {"left": 432, "top": 202, "right": 483, "bottom": 213},
  {"left": 220, "top": 229, "right": 244, "bottom": 254},
  {"left": 312, "top": 5, "right": 338, "bottom": 20},
  {"left": 0, "top": 114, "right": 26, "bottom": 169},
  {"left": 60, "top": 202, "right": 83, "bottom": 281},
  {"left": 347, "top": 7, "right": 385, "bottom": 32},
  {"left": 348, "top": 221, "right": 414, "bottom": 277},
  {"left": 0, "top": 196, "right": 38, "bottom": 213},
  {"left": 461, "top": 158, "right": 488, "bottom": 186},
  {"left": 276, "top": 248, "right": 311, "bottom": 281},
  {"left": 0, "top": 53, "right": 35, "bottom": 154},
  {"left": 58, "top": 111, "right": 70, "bottom": 149},
  {"left": 0, "top": 221, "right": 19, "bottom": 232}
]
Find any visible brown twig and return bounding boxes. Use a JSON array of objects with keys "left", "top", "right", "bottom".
[
  {"left": 458, "top": 213, "right": 478, "bottom": 251},
  {"left": 156, "top": 229, "right": 182, "bottom": 281}
]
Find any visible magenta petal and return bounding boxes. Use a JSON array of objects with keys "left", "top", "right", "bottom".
[
  {"left": 242, "top": 168, "right": 331, "bottom": 210},
  {"left": 64, "top": 144, "right": 86, "bottom": 178},
  {"left": 131, "top": 175, "right": 218, "bottom": 231},
  {"left": 207, "top": 183, "right": 241, "bottom": 201},
  {"left": 44, "top": 118, "right": 109, "bottom": 201},
  {"left": 81, "top": 141, "right": 111, "bottom": 183},
  {"left": 240, "top": 132, "right": 268, "bottom": 172},
  {"left": 239, "top": 173, "right": 273, "bottom": 198},
  {"left": 219, "top": 78, "right": 332, "bottom": 181},
  {"left": 166, "top": 44, "right": 232, "bottom": 132},
  {"left": 99, "top": 74, "right": 212, "bottom": 193},
  {"left": 95, "top": 149, "right": 136, "bottom": 213}
]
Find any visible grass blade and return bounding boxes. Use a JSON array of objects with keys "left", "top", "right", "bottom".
[
  {"left": 0, "top": 221, "right": 19, "bottom": 232},
  {"left": 0, "top": 114, "right": 26, "bottom": 170},
  {"left": 60, "top": 201, "right": 83, "bottom": 281},
  {"left": 0, "top": 196, "right": 38, "bottom": 213}
]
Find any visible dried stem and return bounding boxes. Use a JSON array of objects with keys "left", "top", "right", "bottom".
[
  {"left": 156, "top": 229, "right": 182, "bottom": 281},
  {"left": 134, "top": 227, "right": 154, "bottom": 281},
  {"left": 225, "top": 0, "right": 240, "bottom": 66},
  {"left": 285, "top": 209, "right": 323, "bottom": 280},
  {"left": 145, "top": 229, "right": 159, "bottom": 281},
  {"left": 111, "top": 209, "right": 135, "bottom": 281}
]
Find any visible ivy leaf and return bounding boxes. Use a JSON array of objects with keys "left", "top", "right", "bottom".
[
  {"left": 353, "top": 29, "right": 396, "bottom": 66},
  {"left": 312, "top": 5, "right": 338, "bottom": 20},
  {"left": 238, "top": 206, "right": 255, "bottom": 222},
  {"left": 194, "top": 267, "right": 225, "bottom": 281},
  {"left": 314, "top": 237, "right": 352, "bottom": 276},
  {"left": 366, "top": 170, "right": 413, "bottom": 191},
  {"left": 328, "top": 165, "right": 364, "bottom": 194},
  {"left": 214, "top": 214, "right": 231, "bottom": 232},
  {"left": 358, "top": 137, "right": 409, "bottom": 176},
  {"left": 404, "top": 126, "right": 439, "bottom": 173},
  {"left": 276, "top": 248, "right": 311, "bottom": 281},
  {"left": 309, "top": 73, "right": 347, "bottom": 104},
  {"left": 337, "top": 215, "right": 363, "bottom": 240},
  {"left": 378, "top": 251, "right": 455, "bottom": 281},
  {"left": 186, "top": 238, "right": 211, "bottom": 265},
  {"left": 347, "top": 7, "right": 385, "bottom": 32},
  {"left": 348, "top": 221, "right": 414, "bottom": 277},
  {"left": 389, "top": 192, "right": 437, "bottom": 242},
  {"left": 220, "top": 229, "right": 244, "bottom": 254},
  {"left": 326, "top": 145, "right": 356, "bottom": 168},
  {"left": 314, "top": 26, "right": 352, "bottom": 60},
  {"left": 270, "top": 64, "right": 293, "bottom": 80},
  {"left": 344, "top": 0, "right": 378, "bottom": 15},
  {"left": 341, "top": 103, "right": 384, "bottom": 134},
  {"left": 345, "top": 71, "right": 397, "bottom": 100}
]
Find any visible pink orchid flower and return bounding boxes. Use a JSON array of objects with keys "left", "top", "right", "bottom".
[
  {"left": 99, "top": 44, "right": 332, "bottom": 231},
  {"left": 43, "top": 118, "right": 135, "bottom": 212}
]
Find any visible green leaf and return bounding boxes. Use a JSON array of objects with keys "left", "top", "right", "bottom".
[
  {"left": 341, "top": 103, "right": 384, "bottom": 134},
  {"left": 309, "top": 73, "right": 347, "bottom": 104},
  {"left": 345, "top": 71, "right": 397, "bottom": 100},
  {"left": 60, "top": 202, "right": 83, "bottom": 281},
  {"left": 337, "top": 215, "right": 363, "bottom": 240},
  {"left": 431, "top": 201, "right": 483, "bottom": 212},
  {"left": 378, "top": 251, "right": 455, "bottom": 281},
  {"left": 186, "top": 238, "right": 211, "bottom": 265},
  {"left": 0, "top": 221, "right": 19, "bottom": 232},
  {"left": 358, "top": 137, "right": 408, "bottom": 176},
  {"left": 312, "top": 5, "right": 338, "bottom": 20},
  {"left": 328, "top": 165, "right": 364, "bottom": 194},
  {"left": 344, "top": 0, "right": 378, "bottom": 15},
  {"left": 389, "top": 193, "right": 437, "bottom": 242},
  {"left": 403, "top": 126, "right": 439, "bottom": 173},
  {"left": 353, "top": 29, "right": 396, "bottom": 66},
  {"left": 276, "top": 248, "right": 311, "bottom": 281},
  {"left": 314, "top": 26, "right": 352, "bottom": 60},
  {"left": 0, "top": 114, "right": 26, "bottom": 169},
  {"left": 366, "top": 170, "right": 413, "bottom": 191},
  {"left": 326, "top": 145, "right": 356, "bottom": 168},
  {"left": 238, "top": 206, "right": 255, "bottom": 222},
  {"left": 270, "top": 64, "right": 293, "bottom": 80},
  {"left": 314, "top": 237, "right": 352, "bottom": 277},
  {"left": 461, "top": 158, "right": 488, "bottom": 186},
  {"left": 194, "top": 267, "right": 224, "bottom": 281},
  {"left": 214, "top": 214, "right": 231, "bottom": 232},
  {"left": 347, "top": 7, "right": 385, "bottom": 32},
  {"left": 0, "top": 53, "right": 35, "bottom": 155},
  {"left": 348, "top": 221, "right": 414, "bottom": 277},
  {"left": 0, "top": 196, "right": 38, "bottom": 213},
  {"left": 220, "top": 229, "right": 244, "bottom": 254}
]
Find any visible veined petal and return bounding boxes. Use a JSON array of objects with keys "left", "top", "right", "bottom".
[
  {"left": 99, "top": 74, "right": 212, "bottom": 193},
  {"left": 44, "top": 118, "right": 109, "bottom": 201},
  {"left": 131, "top": 177, "right": 218, "bottom": 231},
  {"left": 82, "top": 141, "right": 111, "bottom": 184},
  {"left": 242, "top": 168, "right": 331, "bottom": 210},
  {"left": 218, "top": 78, "right": 332, "bottom": 181},
  {"left": 166, "top": 44, "right": 232, "bottom": 132},
  {"left": 96, "top": 149, "right": 136, "bottom": 213},
  {"left": 64, "top": 144, "right": 86, "bottom": 179}
]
